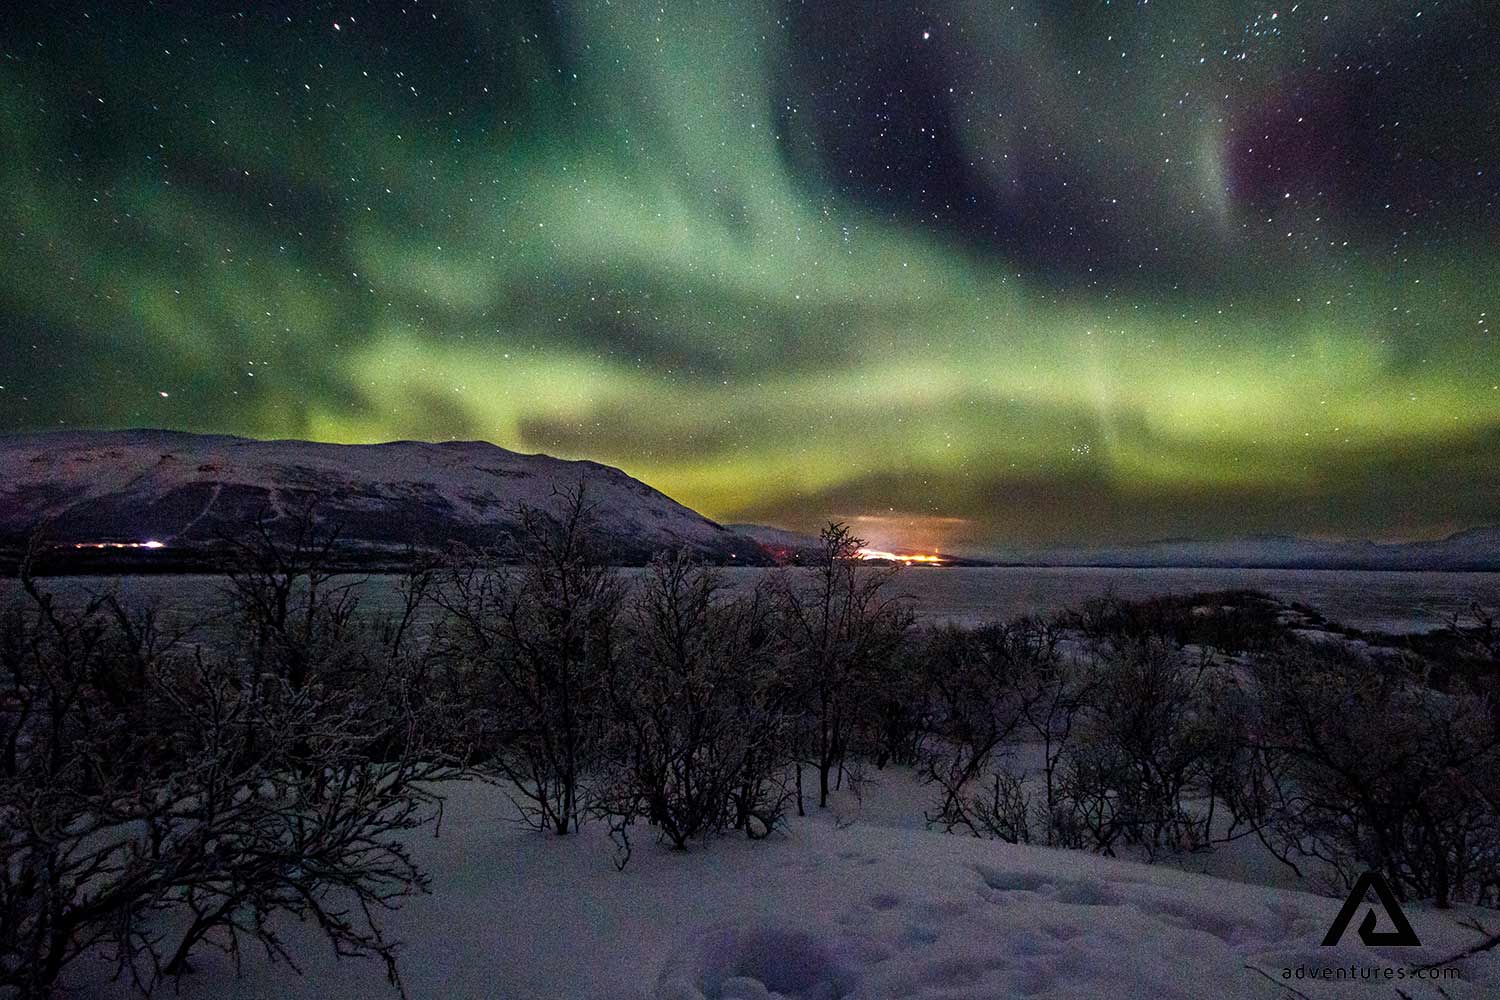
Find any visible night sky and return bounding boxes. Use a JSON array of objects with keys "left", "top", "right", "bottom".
[{"left": 2, "top": 2, "right": 1497, "bottom": 553}]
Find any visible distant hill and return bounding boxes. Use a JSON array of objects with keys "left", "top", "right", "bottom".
[
  {"left": 732, "top": 522, "right": 1500, "bottom": 571},
  {"left": 725, "top": 523, "right": 824, "bottom": 563},
  {"left": 987, "top": 528, "right": 1500, "bottom": 571},
  {"left": 0, "top": 429, "right": 767, "bottom": 571},
  {"left": 727, "top": 524, "right": 995, "bottom": 567}
]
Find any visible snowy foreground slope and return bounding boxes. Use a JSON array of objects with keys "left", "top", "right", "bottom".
[{"left": 66, "top": 772, "right": 1497, "bottom": 1000}]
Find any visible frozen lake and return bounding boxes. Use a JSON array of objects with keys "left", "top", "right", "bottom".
[
  {"left": 9, "top": 566, "right": 1497, "bottom": 635},
  {"left": 860, "top": 565, "right": 1497, "bottom": 634}
]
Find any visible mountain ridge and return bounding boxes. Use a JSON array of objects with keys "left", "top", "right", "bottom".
[
  {"left": 0, "top": 429, "right": 768, "bottom": 570},
  {"left": 6, "top": 429, "right": 1497, "bottom": 573}
]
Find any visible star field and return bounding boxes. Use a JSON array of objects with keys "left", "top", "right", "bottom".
[{"left": 1, "top": 1, "right": 1497, "bottom": 552}]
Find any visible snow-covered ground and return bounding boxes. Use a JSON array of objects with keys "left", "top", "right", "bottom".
[{"left": 63, "top": 767, "right": 1498, "bottom": 1000}]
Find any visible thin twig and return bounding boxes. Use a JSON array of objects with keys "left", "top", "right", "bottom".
[
  {"left": 1412, "top": 916, "right": 1500, "bottom": 973},
  {"left": 1243, "top": 963, "right": 1314, "bottom": 1000}
]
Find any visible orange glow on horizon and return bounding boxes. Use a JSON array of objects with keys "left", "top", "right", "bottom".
[{"left": 856, "top": 547, "right": 945, "bottom": 565}]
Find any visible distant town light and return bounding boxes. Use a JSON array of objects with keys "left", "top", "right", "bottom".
[{"left": 71, "top": 540, "right": 168, "bottom": 550}]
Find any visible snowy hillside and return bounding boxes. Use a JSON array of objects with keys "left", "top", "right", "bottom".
[
  {"left": 64, "top": 770, "right": 1497, "bottom": 1000},
  {"left": 0, "top": 429, "right": 766, "bottom": 566}
]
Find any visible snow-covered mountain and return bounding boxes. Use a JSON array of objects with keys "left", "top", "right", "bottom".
[{"left": 0, "top": 429, "right": 766, "bottom": 568}]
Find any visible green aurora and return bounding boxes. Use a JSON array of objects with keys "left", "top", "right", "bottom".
[{"left": 2, "top": 2, "right": 1497, "bottom": 553}]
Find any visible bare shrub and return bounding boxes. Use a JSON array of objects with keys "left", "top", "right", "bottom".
[
  {"left": 1018, "top": 643, "right": 1097, "bottom": 847},
  {"left": 600, "top": 555, "right": 791, "bottom": 858},
  {"left": 437, "top": 485, "right": 623, "bottom": 834},
  {"left": 1447, "top": 600, "right": 1499, "bottom": 663},
  {"left": 1249, "top": 643, "right": 1500, "bottom": 907},
  {"left": 122, "top": 651, "right": 446, "bottom": 992},
  {"left": 1059, "top": 637, "right": 1243, "bottom": 858},
  {"left": 1070, "top": 589, "right": 1285, "bottom": 656},
  {"left": 0, "top": 534, "right": 453, "bottom": 998},
  {"left": 920, "top": 620, "right": 1056, "bottom": 842},
  {"left": 865, "top": 638, "right": 934, "bottom": 769},
  {"left": 1, "top": 565, "right": 179, "bottom": 996},
  {"left": 919, "top": 606, "right": 1251, "bottom": 857}
]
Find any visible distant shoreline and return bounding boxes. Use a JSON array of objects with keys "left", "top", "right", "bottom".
[{"left": 6, "top": 559, "right": 1497, "bottom": 578}]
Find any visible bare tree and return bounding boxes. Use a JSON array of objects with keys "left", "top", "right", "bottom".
[
  {"left": 219, "top": 500, "right": 365, "bottom": 695},
  {"left": 773, "top": 523, "right": 912, "bottom": 811}
]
